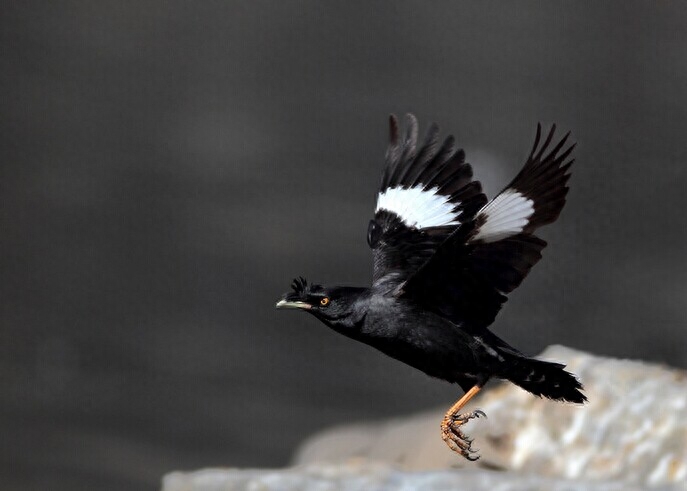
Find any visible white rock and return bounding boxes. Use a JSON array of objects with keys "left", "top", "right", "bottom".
[
  {"left": 162, "top": 346, "right": 687, "bottom": 490},
  {"left": 162, "top": 462, "right": 682, "bottom": 491},
  {"left": 295, "top": 346, "right": 687, "bottom": 488}
]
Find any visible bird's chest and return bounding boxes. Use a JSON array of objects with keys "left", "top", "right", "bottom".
[{"left": 361, "top": 301, "right": 479, "bottom": 379}]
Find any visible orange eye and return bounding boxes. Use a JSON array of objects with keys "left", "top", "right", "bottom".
[{"left": 320, "top": 297, "right": 330, "bottom": 306}]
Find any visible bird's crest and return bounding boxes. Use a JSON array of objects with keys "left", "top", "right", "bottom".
[{"left": 291, "top": 276, "right": 309, "bottom": 296}]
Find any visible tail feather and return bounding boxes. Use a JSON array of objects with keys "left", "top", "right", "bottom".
[{"left": 503, "top": 354, "right": 586, "bottom": 403}]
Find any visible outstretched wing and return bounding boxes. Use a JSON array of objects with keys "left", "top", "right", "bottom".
[
  {"left": 400, "top": 124, "right": 575, "bottom": 328},
  {"left": 369, "top": 114, "right": 487, "bottom": 286}
]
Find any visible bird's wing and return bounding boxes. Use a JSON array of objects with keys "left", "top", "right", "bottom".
[
  {"left": 399, "top": 124, "right": 575, "bottom": 328},
  {"left": 369, "top": 114, "right": 487, "bottom": 286}
]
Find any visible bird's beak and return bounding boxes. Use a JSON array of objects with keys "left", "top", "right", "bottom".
[{"left": 275, "top": 299, "right": 312, "bottom": 310}]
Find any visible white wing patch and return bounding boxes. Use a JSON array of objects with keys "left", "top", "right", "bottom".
[
  {"left": 472, "top": 189, "right": 534, "bottom": 243},
  {"left": 376, "top": 186, "right": 461, "bottom": 229}
]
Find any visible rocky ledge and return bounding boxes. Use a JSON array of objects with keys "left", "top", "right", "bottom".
[{"left": 162, "top": 346, "right": 687, "bottom": 491}]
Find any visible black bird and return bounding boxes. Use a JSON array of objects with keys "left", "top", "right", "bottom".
[{"left": 276, "top": 114, "right": 586, "bottom": 460}]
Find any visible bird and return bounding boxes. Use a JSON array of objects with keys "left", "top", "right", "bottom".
[{"left": 276, "top": 114, "right": 586, "bottom": 460}]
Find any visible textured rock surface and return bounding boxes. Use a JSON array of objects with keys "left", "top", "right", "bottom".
[
  {"left": 162, "top": 462, "right": 683, "bottom": 491},
  {"left": 295, "top": 346, "right": 687, "bottom": 487},
  {"left": 162, "top": 346, "right": 687, "bottom": 490}
]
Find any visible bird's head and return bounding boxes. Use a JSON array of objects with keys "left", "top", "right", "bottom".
[{"left": 275, "top": 277, "right": 368, "bottom": 328}]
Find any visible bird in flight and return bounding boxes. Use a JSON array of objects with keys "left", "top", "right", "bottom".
[{"left": 276, "top": 114, "right": 586, "bottom": 460}]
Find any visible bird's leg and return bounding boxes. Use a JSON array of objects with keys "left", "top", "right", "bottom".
[{"left": 440, "top": 384, "right": 485, "bottom": 461}]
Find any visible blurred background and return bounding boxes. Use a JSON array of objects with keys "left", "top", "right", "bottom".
[{"left": 2, "top": 1, "right": 686, "bottom": 490}]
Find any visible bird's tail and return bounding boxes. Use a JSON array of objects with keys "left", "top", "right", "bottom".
[{"left": 500, "top": 352, "right": 587, "bottom": 403}]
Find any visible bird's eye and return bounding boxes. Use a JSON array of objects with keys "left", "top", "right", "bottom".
[{"left": 320, "top": 297, "right": 330, "bottom": 306}]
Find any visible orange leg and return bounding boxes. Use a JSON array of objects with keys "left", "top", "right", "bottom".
[{"left": 440, "top": 384, "right": 486, "bottom": 461}]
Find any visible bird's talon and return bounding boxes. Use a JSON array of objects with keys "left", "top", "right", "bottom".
[
  {"left": 443, "top": 432, "right": 480, "bottom": 460},
  {"left": 441, "top": 406, "right": 485, "bottom": 461}
]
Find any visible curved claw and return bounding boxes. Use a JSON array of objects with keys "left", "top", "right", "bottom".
[
  {"left": 459, "top": 439, "right": 480, "bottom": 461},
  {"left": 451, "top": 409, "right": 487, "bottom": 425},
  {"left": 464, "top": 451, "right": 480, "bottom": 461}
]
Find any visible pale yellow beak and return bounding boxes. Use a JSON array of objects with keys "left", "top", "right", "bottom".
[{"left": 275, "top": 299, "right": 312, "bottom": 310}]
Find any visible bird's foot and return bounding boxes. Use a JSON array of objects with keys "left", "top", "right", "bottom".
[{"left": 441, "top": 410, "right": 486, "bottom": 461}]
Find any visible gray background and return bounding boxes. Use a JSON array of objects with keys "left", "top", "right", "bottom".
[{"left": 2, "top": 2, "right": 686, "bottom": 490}]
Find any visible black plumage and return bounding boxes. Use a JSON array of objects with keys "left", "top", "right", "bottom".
[{"left": 276, "top": 114, "right": 585, "bottom": 460}]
